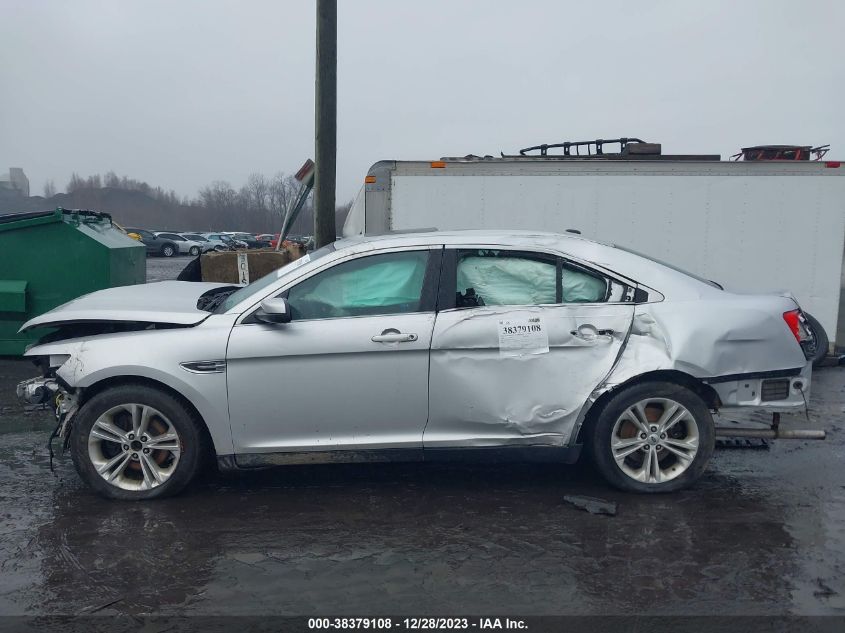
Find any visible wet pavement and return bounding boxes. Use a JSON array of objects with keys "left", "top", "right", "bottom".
[
  {"left": 1, "top": 358, "right": 843, "bottom": 617},
  {"left": 146, "top": 255, "right": 195, "bottom": 283},
  {"left": 0, "top": 257, "right": 843, "bottom": 617}
]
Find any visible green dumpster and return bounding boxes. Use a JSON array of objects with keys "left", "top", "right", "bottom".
[{"left": 0, "top": 208, "right": 146, "bottom": 355}]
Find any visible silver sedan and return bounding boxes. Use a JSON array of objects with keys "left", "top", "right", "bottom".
[{"left": 17, "top": 230, "right": 817, "bottom": 499}]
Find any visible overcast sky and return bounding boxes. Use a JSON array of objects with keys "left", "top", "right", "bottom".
[{"left": 1, "top": 0, "right": 843, "bottom": 202}]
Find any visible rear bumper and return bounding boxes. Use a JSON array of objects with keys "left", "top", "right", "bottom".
[{"left": 707, "top": 364, "right": 811, "bottom": 411}]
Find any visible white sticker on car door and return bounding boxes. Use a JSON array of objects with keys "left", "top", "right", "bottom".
[{"left": 497, "top": 316, "right": 549, "bottom": 357}]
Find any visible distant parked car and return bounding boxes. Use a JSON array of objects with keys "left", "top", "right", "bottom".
[
  {"left": 181, "top": 233, "right": 228, "bottom": 252},
  {"left": 125, "top": 228, "right": 181, "bottom": 257},
  {"left": 226, "top": 232, "right": 271, "bottom": 249},
  {"left": 203, "top": 233, "right": 247, "bottom": 250},
  {"left": 152, "top": 232, "right": 209, "bottom": 256},
  {"left": 256, "top": 233, "right": 280, "bottom": 249}
]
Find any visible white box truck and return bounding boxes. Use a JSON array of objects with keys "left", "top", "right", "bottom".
[{"left": 343, "top": 143, "right": 845, "bottom": 356}]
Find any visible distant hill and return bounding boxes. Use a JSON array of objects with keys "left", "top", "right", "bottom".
[
  {"left": 0, "top": 174, "right": 349, "bottom": 235},
  {"left": 0, "top": 187, "right": 281, "bottom": 233}
]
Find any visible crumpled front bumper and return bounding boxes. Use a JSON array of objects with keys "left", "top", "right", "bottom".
[{"left": 16, "top": 375, "right": 60, "bottom": 406}]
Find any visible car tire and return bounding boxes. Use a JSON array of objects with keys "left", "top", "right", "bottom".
[
  {"left": 69, "top": 384, "right": 207, "bottom": 500},
  {"left": 590, "top": 381, "right": 715, "bottom": 493},
  {"left": 161, "top": 244, "right": 176, "bottom": 257},
  {"left": 804, "top": 312, "right": 829, "bottom": 367},
  {"left": 189, "top": 246, "right": 201, "bottom": 256}
]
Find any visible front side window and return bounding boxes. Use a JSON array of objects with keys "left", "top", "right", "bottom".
[{"left": 287, "top": 250, "right": 430, "bottom": 320}]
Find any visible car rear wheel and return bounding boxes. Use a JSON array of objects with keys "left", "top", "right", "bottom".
[
  {"left": 590, "top": 381, "right": 715, "bottom": 493},
  {"left": 161, "top": 244, "right": 176, "bottom": 257},
  {"left": 70, "top": 384, "right": 206, "bottom": 500},
  {"left": 189, "top": 246, "right": 200, "bottom": 256}
]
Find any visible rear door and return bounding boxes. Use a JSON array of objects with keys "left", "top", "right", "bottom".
[{"left": 425, "top": 247, "right": 635, "bottom": 449}]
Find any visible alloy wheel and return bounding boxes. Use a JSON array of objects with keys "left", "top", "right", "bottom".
[
  {"left": 610, "top": 397, "right": 700, "bottom": 484},
  {"left": 87, "top": 403, "right": 182, "bottom": 491}
]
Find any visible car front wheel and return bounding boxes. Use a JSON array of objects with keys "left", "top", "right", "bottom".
[
  {"left": 590, "top": 381, "right": 715, "bottom": 493},
  {"left": 70, "top": 384, "right": 206, "bottom": 500},
  {"left": 189, "top": 246, "right": 200, "bottom": 256},
  {"left": 161, "top": 244, "right": 176, "bottom": 257}
]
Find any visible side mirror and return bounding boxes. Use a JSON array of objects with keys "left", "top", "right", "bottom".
[{"left": 255, "top": 297, "right": 292, "bottom": 324}]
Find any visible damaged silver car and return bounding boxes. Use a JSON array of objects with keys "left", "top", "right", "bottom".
[{"left": 16, "top": 230, "right": 820, "bottom": 499}]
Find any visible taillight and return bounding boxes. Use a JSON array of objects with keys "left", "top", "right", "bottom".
[{"left": 783, "top": 309, "right": 812, "bottom": 343}]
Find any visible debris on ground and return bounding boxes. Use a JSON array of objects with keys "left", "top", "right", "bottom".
[
  {"left": 563, "top": 495, "right": 617, "bottom": 516},
  {"left": 813, "top": 578, "right": 838, "bottom": 598}
]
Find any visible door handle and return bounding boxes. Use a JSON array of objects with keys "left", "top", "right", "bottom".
[
  {"left": 570, "top": 324, "right": 615, "bottom": 339},
  {"left": 372, "top": 331, "right": 418, "bottom": 343}
]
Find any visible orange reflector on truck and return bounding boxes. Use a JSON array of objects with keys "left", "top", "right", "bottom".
[
  {"left": 430, "top": 161, "right": 446, "bottom": 169},
  {"left": 365, "top": 175, "right": 376, "bottom": 183}
]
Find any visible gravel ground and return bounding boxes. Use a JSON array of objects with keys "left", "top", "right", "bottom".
[
  {"left": 0, "top": 256, "right": 842, "bottom": 618},
  {"left": 146, "top": 255, "right": 195, "bottom": 283}
]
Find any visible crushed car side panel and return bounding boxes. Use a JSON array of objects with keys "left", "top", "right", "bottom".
[
  {"left": 590, "top": 294, "right": 812, "bottom": 423},
  {"left": 424, "top": 304, "right": 635, "bottom": 449}
]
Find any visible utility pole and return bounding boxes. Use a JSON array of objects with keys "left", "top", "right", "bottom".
[{"left": 314, "top": 0, "right": 337, "bottom": 248}]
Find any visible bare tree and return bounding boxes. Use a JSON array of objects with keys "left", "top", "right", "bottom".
[
  {"left": 66, "top": 173, "right": 85, "bottom": 193},
  {"left": 268, "top": 173, "right": 305, "bottom": 217},
  {"left": 104, "top": 171, "right": 120, "bottom": 188},
  {"left": 246, "top": 172, "right": 269, "bottom": 213},
  {"left": 198, "top": 180, "right": 239, "bottom": 212},
  {"left": 43, "top": 179, "right": 56, "bottom": 198}
]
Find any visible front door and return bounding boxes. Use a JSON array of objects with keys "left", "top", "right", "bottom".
[
  {"left": 226, "top": 247, "right": 441, "bottom": 458},
  {"left": 425, "top": 247, "right": 634, "bottom": 448}
]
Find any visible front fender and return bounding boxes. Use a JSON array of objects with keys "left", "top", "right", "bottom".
[{"left": 25, "top": 322, "right": 236, "bottom": 455}]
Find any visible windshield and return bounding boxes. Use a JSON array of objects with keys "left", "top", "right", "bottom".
[{"left": 212, "top": 243, "right": 337, "bottom": 313}]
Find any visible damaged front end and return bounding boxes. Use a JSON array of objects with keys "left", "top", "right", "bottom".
[{"left": 16, "top": 358, "right": 80, "bottom": 471}]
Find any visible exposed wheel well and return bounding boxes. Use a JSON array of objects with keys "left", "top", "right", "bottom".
[
  {"left": 77, "top": 376, "right": 216, "bottom": 468},
  {"left": 576, "top": 370, "right": 721, "bottom": 444}
]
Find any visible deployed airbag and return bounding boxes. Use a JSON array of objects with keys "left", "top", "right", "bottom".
[
  {"left": 288, "top": 250, "right": 427, "bottom": 318},
  {"left": 456, "top": 255, "right": 608, "bottom": 305}
]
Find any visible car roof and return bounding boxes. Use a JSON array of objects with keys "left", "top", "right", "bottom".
[
  {"left": 334, "top": 229, "right": 718, "bottom": 299},
  {"left": 337, "top": 229, "right": 600, "bottom": 250}
]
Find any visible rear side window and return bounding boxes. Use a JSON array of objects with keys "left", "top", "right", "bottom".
[
  {"left": 287, "top": 250, "right": 430, "bottom": 320},
  {"left": 449, "top": 249, "right": 620, "bottom": 308},
  {"left": 561, "top": 262, "right": 609, "bottom": 303},
  {"left": 456, "top": 250, "right": 557, "bottom": 307}
]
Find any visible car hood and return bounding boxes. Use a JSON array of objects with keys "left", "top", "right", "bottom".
[{"left": 19, "top": 281, "right": 232, "bottom": 332}]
